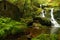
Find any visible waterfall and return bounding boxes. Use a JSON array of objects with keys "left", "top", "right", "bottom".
[
  {"left": 41, "top": 9, "right": 45, "bottom": 17},
  {"left": 50, "top": 8, "right": 60, "bottom": 34},
  {"left": 40, "top": 5, "right": 45, "bottom": 18}
]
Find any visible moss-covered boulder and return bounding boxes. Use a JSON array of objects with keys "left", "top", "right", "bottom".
[
  {"left": 0, "top": 1, "right": 23, "bottom": 21},
  {"left": 33, "top": 17, "right": 51, "bottom": 26}
]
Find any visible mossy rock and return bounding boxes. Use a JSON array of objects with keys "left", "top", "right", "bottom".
[
  {"left": 33, "top": 17, "right": 51, "bottom": 26},
  {"left": 0, "top": 1, "right": 23, "bottom": 21}
]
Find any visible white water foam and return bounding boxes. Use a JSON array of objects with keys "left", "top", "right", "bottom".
[
  {"left": 40, "top": 5, "right": 45, "bottom": 18},
  {"left": 50, "top": 8, "right": 60, "bottom": 34},
  {"left": 41, "top": 9, "right": 45, "bottom": 17}
]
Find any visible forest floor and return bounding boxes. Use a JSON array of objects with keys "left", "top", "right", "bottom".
[{"left": 4, "top": 27, "right": 52, "bottom": 40}]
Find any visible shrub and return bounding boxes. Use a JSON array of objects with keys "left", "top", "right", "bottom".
[
  {"left": 32, "top": 34, "right": 58, "bottom": 40},
  {"left": 0, "top": 17, "right": 28, "bottom": 39}
]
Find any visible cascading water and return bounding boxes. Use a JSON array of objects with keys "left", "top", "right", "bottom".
[
  {"left": 40, "top": 5, "right": 45, "bottom": 17},
  {"left": 39, "top": 4, "right": 60, "bottom": 33},
  {"left": 41, "top": 9, "right": 45, "bottom": 17},
  {"left": 50, "top": 8, "right": 60, "bottom": 34}
]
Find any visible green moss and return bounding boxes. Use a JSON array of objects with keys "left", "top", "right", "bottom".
[
  {"left": 32, "top": 34, "right": 58, "bottom": 40},
  {"left": 0, "top": 17, "right": 28, "bottom": 38},
  {"left": 33, "top": 17, "right": 51, "bottom": 26}
]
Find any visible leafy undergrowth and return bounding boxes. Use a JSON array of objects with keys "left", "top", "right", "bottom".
[
  {"left": 2, "top": 27, "right": 50, "bottom": 40},
  {"left": 0, "top": 17, "right": 28, "bottom": 40},
  {"left": 0, "top": 17, "right": 59, "bottom": 40},
  {"left": 32, "top": 34, "right": 60, "bottom": 40}
]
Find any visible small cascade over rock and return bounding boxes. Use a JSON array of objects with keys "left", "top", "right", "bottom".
[
  {"left": 41, "top": 9, "right": 45, "bottom": 17},
  {"left": 40, "top": 4, "right": 45, "bottom": 18},
  {"left": 50, "top": 8, "right": 60, "bottom": 34}
]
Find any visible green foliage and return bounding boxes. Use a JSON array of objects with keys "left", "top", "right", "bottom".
[
  {"left": 33, "top": 17, "right": 51, "bottom": 26},
  {"left": 7, "top": 0, "right": 60, "bottom": 18},
  {"left": 7, "top": 0, "right": 18, "bottom": 4},
  {"left": 0, "top": 0, "right": 60, "bottom": 39},
  {"left": 0, "top": 17, "right": 27, "bottom": 38},
  {"left": 20, "top": 17, "right": 33, "bottom": 24},
  {"left": 32, "top": 34, "right": 58, "bottom": 40}
]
